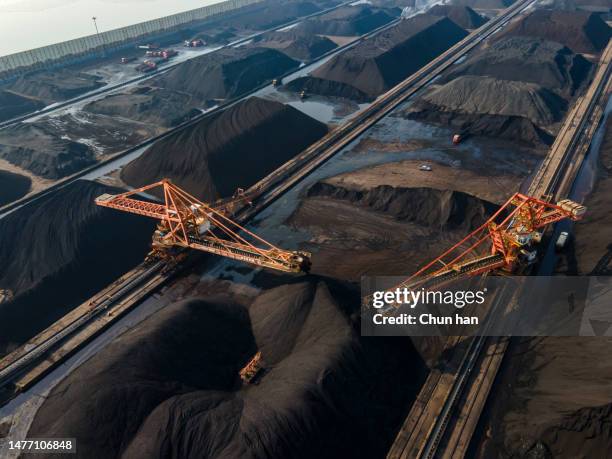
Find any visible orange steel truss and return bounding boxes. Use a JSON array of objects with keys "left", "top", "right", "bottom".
[
  {"left": 398, "top": 193, "right": 586, "bottom": 290},
  {"left": 95, "top": 179, "right": 310, "bottom": 273}
]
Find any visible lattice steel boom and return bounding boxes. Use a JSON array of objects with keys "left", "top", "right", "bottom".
[
  {"left": 401, "top": 193, "right": 586, "bottom": 290},
  {"left": 95, "top": 179, "right": 311, "bottom": 273}
]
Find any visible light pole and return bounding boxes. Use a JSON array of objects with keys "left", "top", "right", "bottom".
[
  {"left": 92, "top": 16, "right": 106, "bottom": 57},
  {"left": 92, "top": 16, "right": 100, "bottom": 35}
]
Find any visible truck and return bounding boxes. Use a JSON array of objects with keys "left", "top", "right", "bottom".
[
  {"left": 555, "top": 231, "right": 570, "bottom": 251},
  {"left": 184, "top": 39, "right": 204, "bottom": 47},
  {"left": 120, "top": 57, "right": 136, "bottom": 64},
  {"left": 135, "top": 60, "right": 157, "bottom": 73},
  {"left": 145, "top": 49, "right": 177, "bottom": 59}
]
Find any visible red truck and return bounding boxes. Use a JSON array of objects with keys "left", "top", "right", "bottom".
[
  {"left": 145, "top": 49, "right": 178, "bottom": 59},
  {"left": 135, "top": 60, "right": 157, "bottom": 72}
]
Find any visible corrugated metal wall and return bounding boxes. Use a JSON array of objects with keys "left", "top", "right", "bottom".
[{"left": 0, "top": 0, "right": 263, "bottom": 78}]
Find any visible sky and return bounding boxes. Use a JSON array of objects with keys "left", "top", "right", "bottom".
[{"left": 0, "top": 0, "right": 223, "bottom": 57}]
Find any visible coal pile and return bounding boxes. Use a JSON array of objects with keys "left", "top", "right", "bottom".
[
  {"left": 0, "top": 123, "right": 94, "bottom": 179},
  {"left": 537, "top": 403, "right": 612, "bottom": 458},
  {"left": 224, "top": 0, "right": 324, "bottom": 30},
  {"left": 444, "top": 36, "right": 593, "bottom": 96},
  {"left": 287, "top": 161, "right": 505, "bottom": 284},
  {"left": 4, "top": 70, "right": 104, "bottom": 104},
  {"left": 310, "top": 15, "right": 468, "bottom": 98},
  {"left": 28, "top": 279, "right": 423, "bottom": 459},
  {"left": 84, "top": 86, "right": 205, "bottom": 128},
  {"left": 494, "top": 9, "right": 612, "bottom": 54},
  {"left": 251, "top": 29, "right": 338, "bottom": 61},
  {"left": 306, "top": 181, "right": 496, "bottom": 230},
  {"left": 0, "top": 90, "right": 44, "bottom": 123},
  {"left": 0, "top": 170, "right": 31, "bottom": 206},
  {"left": 121, "top": 97, "right": 328, "bottom": 201},
  {"left": 148, "top": 47, "right": 299, "bottom": 102},
  {"left": 427, "top": 4, "right": 488, "bottom": 29},
  {"left": 194, "top": 28, "right": 237, "bottom": 44},
  {"left": 284, "top": 76, "right": 373, "bottom": 102},
  {"left": 405, "top": 75, "right": 568, "bottom": 145},
  {"left": 0, "top": 180, "right": 155, "bottom": 356},
  {"left": 448, "top": 0, "right": 515, "bottom": 8},
  {"left": 296, "top": 5, "right": 398, "bottom": 36}
]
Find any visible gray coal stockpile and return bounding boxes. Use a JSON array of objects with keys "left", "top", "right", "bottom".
[
  {"left": 0, "top": 180, "right": 155, "bottom": 356},
  {"left": 3, "top": 70, "right": 104, "bottom": 105},
  {"left": 309, "top": 15, "right": 468, "bottom": 98},
  {"left": 306, "top": 181, "right": 497, "bottom": 230},
  {"left": 0, "top": 90, "right": 44, "bottom": 123},
  {"left": 250, "top": 29, "right": 338, "bottom": 61},
  {"left": 427, "top": 4, "right": 488, "bottom": 29},
  {"left": 296, "top": 4, "right": 398, "bottom": 36},
  {"left": 284, "top": 76, "right": 374, "bottom": 102},
  {"left": 448, "top": 0, "right": 515, "bottom": 8},
  {"left": 405, "top": 75, "right": 568, "bottom": 145},
  {"left": 147, "top": 47, "right": 299, "bottom": 102},
  {"left": 443, "top": 37, "right": 593, "bottom": 96},
  {"left": 0, "top": 123, "right": 94, "bottom": 179},
  {"left": 84, "top": 86, "right": 205, "bottom": 128},
  {"left": 0, "top": 170, "right": 31, "bottom": 206},
  {"left": 223, "top": 0, "right": 326, "bottom": 30},
  {"left": 28, "top": 279, "right": 424, "bottom": 459},
  {"left": 537, "top": 402, "right": 612, "bottom": 458},
  {"left": 493, "top": 9, "right": 612, "bottom": 54},
  {"left": 121, "top": 97, "right": 328, "bottom": 201}
]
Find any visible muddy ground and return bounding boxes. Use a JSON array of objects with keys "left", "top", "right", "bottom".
[
  {"left": 0, "top": 170, "right": 30, "bottom": 207},
  {"left": 287, "top": 154, "right": 523, "bottom": 282},
  {"left": 468, "top": 115, "right": 612, "bottom": 459},
  {"left": 0, "top": 112, "right": 161, "bottom": 180}
]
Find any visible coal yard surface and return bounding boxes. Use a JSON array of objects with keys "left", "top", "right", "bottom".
[{"left": 0, "top": 0, "right": 611, "bottom": 458}]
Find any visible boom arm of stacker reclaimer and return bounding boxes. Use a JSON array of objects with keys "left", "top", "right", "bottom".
[
  {"left": 365, "top": 193, "right": 586, "bottom": 312},
  {"left": 95, "top": 179, "right": 311, "bottom": 273}
]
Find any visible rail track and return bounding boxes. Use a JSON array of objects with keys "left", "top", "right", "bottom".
[
  {"left": 0, "top": 0, "right": 538, "bottom": 401},
  {"left": 390, "top": 38, "right": 612, "bottom": 459}
]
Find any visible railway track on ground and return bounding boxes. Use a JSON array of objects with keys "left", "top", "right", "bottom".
[
  {"left": 0, "top": 0, "right": 538, "bottom": 402},
  {"left": 389, "top": 38, "right": 612, "bottom": 459}
]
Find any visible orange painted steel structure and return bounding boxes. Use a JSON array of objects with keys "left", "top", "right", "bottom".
[
  {"left": 239, "top": 351, "right": 265, "bottom": 384},
  {"left": 398, "top": 193, "right": 586, "bottom": 291},
  {"left": 95, "top": 179, "right": 311, "bottom": 273}
]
